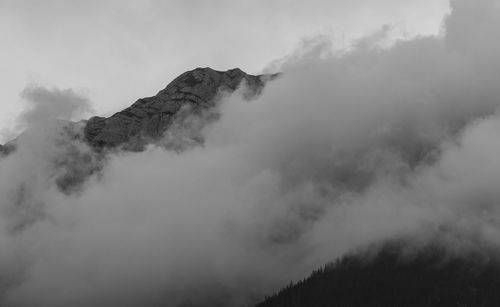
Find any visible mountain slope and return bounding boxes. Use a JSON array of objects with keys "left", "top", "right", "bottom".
[
  {"left": 84, "top": 67, "right": 271, "bottom": 150},
  {"left": 0, "top": 68, "right": 276, "bottom": 194},
  {"left": 1, "top": 67, "right": 275, "bottom": 152},
  {"left": 256, "top": 242, "right": 500, "bottom": 307}
]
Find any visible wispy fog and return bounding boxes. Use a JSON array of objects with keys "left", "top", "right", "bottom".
[{"left": 1, "top": 0, "right": 500, "bottom": 306}]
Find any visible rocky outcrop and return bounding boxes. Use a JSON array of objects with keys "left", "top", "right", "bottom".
[
  {"left": 0, "top": 67, "right": 277, "bottom": 193},
  {"left": 84, "top": 67, "right": 275, "bottom": 150},
  {"left": 0, "top": 67, "right": 277, "bottom": 153}
]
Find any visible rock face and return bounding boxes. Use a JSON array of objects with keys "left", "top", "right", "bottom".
[
  {"left": 0, "top": 67, "right": 276, "bottom": 193},
  {"left": 84, "top": 67, "right": 272, "bottom": 150},
  {"left": 0, "top": 67, "right": 277, "bottom": 153}
]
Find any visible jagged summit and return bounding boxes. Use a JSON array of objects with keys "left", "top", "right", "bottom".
[
  {"left": 0, "top": 67, "right": 277, "bottom": 153},
  {"left": 84, "top": 67, "right": 273, "bottom": 150},
  {"left": 0, "top": 67, "right": 277, "bottom": 192}
]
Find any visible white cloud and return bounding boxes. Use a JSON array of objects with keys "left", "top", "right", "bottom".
[{"left": 1, "top": 0, "right": 499, "bottom": 306}]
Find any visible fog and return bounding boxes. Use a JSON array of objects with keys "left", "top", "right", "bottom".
[{"left": 1, "top": 0, "right": 500, "bottom": 306}]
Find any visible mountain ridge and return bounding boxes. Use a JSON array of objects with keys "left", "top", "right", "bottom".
[
  {"left": 0, "top": 68, "right": 278, "bottom": 193},
  {"left": 83, "top": 67, "right": 276, "bottom": 150},
  {"left": 1, "top": 67, "right": 279, "bottom": 153}
]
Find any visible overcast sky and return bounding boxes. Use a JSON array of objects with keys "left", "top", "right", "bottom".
[{"left": 0, "top": 0, "right": 449, "bottom": 142}]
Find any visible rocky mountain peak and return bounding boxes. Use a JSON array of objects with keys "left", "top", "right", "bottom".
[
  {"left": 0, "top": 67, "right": 278, "bottom": 192},
  {"left": 84, "top": 67, "right": 273, "bottom": 150}
]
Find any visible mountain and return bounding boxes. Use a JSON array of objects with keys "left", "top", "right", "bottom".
[
  {"left": 0, "top": 68, "right": 277, "bottom": 194},
  {"left": 84, "top": 67, "right": 274, "bottom": 150},
  {"left": 256, "top": 242, "right": 500, "bottom": 307},
  {"left": 1, "top": 67, "right": 277, "bottom": 153}
]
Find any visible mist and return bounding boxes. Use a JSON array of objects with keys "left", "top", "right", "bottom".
[{"left": 1, "top": 0, "right": 500, "bottom": 306}]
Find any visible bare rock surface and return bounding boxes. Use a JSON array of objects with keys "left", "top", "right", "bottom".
[
  {"left": 84, "top": 67, "right": 272, "bottom": 150},
  {"left": 0, "top": 67, "right": 276, "bottom": 152},
  {"left": 0, "top": 67, "right": 277, "bottom": 192}
]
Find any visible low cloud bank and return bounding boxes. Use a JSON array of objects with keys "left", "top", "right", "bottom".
[{"left": 2, "top": 0, "right": 500, "bottom": 306}]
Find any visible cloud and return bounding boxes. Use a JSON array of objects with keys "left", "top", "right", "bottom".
[
  {"left": 0, "top": 86, "right": 96, "bottom": 232},
  {"left": 1, "top": 0, "right": 500, "bottom": 306},
  {"left": 2, "top": 86, "right": 92, "bottom": 142},
  {"left": 19, "top": 85, "right": 92, "bottom": 127}
]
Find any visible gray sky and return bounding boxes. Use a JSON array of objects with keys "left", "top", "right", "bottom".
[{"left": 0, "top": 0, "right": 449, "bottom": 141}]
